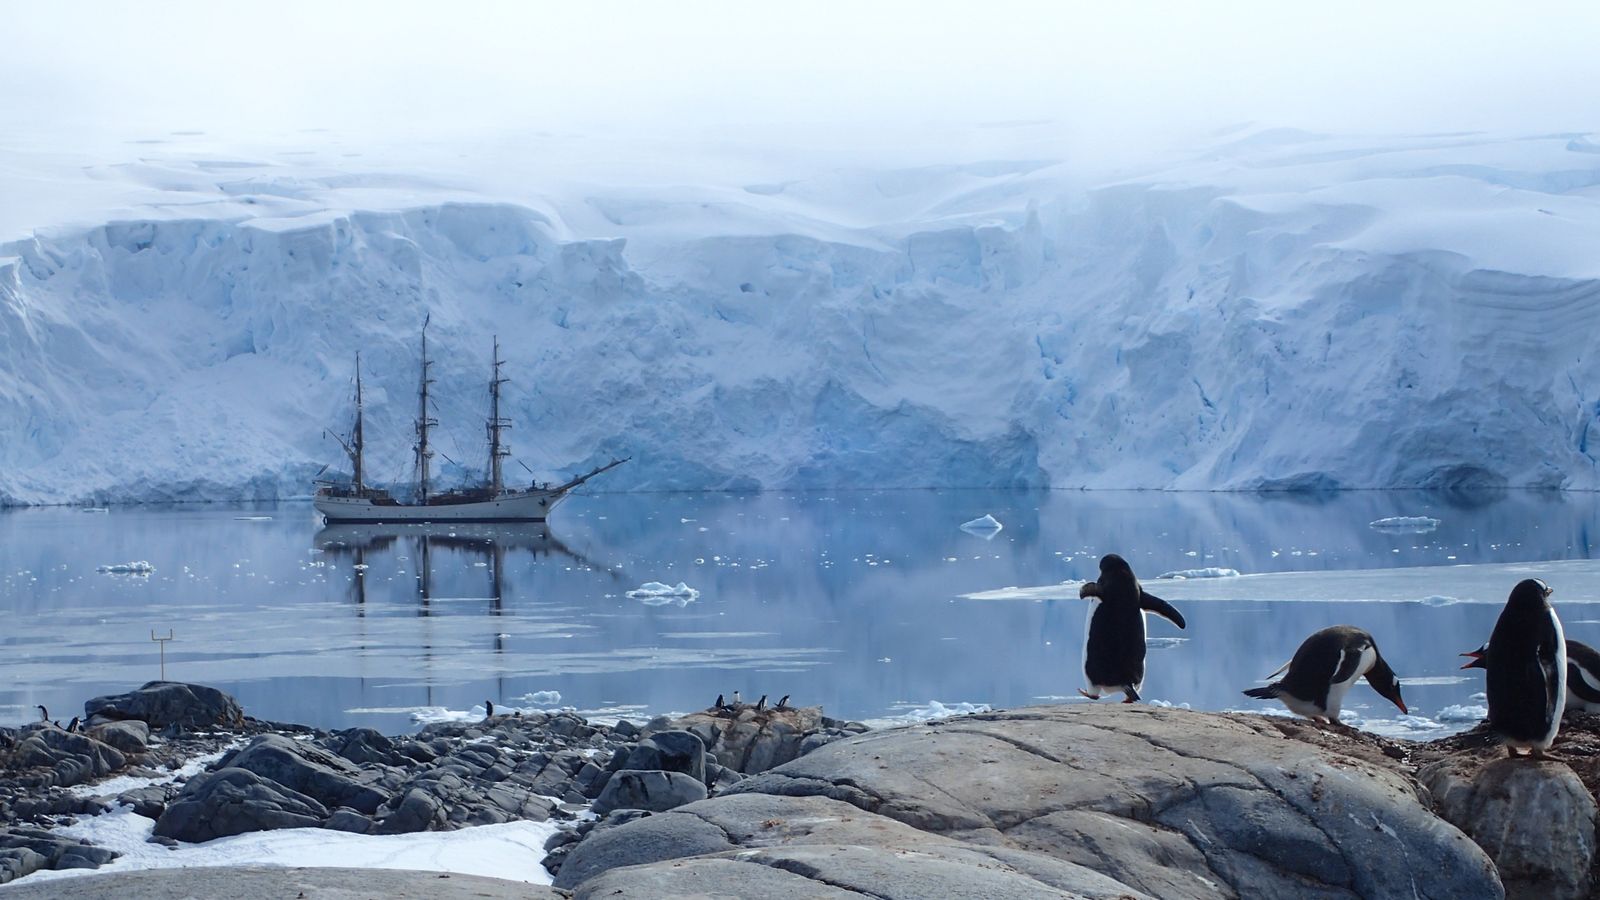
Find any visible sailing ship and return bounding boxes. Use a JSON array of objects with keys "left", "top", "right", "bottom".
[{"left": 314, "top": 323, "right": 626, "bottom": 524}]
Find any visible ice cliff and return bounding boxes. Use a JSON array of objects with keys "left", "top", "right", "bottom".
[{"left": 2, "top": 130, "right": 1598, "bottom": 504}]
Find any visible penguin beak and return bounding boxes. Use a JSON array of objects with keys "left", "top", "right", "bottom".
[
  {"left": 1458, "top": 650, "right": 1483, "bottom": 670},
  {"left": 1393, "top": 698, "right": 1409, "bottom": 715},
  {"left": 1542, "top": 583, "right": 1555, "bottom": 598}
]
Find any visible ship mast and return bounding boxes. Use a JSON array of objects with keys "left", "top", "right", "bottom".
[
  {"left": 486, "top": 335, "right": 511, "bottom": 495},
  {"left": 351, "top": 352, "right": 365, "bottom": 493},
  {"left": 414, "top": 318, "right": 438, "bottom": 503}
]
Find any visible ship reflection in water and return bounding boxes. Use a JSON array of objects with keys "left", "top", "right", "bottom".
[{"left": 312, "top": 522, "right": 621, "bottom": 705}]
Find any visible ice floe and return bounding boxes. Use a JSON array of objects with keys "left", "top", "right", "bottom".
[
  {"left": 1369, "top": 516, "right": 1441, "bottom": 533},
  {"left": 1155, "top": 567, "right": 1242, "bottom": 580},
  {"left": 95, "top": 561, "right": 154, "bottom": 575},
  {"left": 958, "top": 514, "right": 1004, "bottom": 538},
  {"left": 625, "top": 581, "right": 700, "bottom": 606}
]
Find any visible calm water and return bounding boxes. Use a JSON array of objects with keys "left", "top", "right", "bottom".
[{"left": 2, "top": 490, "right": 1597, "bottom": 735}]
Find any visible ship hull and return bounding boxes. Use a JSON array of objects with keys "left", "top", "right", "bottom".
[{"left": 314, "top": 489, "right": 567, "bottom": 524}]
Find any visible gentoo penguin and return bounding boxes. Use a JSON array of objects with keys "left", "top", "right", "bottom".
[
  {"left": 1077, "top": 554, "right": 1186, "bottom": 702},
  {"left": 755, "top": 694, "right": 767, "bottom": 712},
  {"left": 1565, "top": 640, "right": 1600, "bottom": 713},
  {"left": 66, "top": 716, "right": 80, "bottom": 734},
  {"left": 35, "top": 705, "right": 47, "bottom": 723},
  {"left": 1463, "top": 637, "right": 1600, "bottom": 714},
  {"left": 1242, "top": 626, "right": 1406, "bottom": 723},
  {"left": 484, "top": 699, "right": 495, "bottom": 719},
  {"left": 775, "top": 694, "right": 790, "bottom": 710},
  {"left": 732, "top": 691, "right": 742, "bottom": 707},
  {"left": 714, "top": 693, "right": 726, "bottom": 710},
  {"left": 1486, "top": 579, "right": 1566, "bottom": 757}
]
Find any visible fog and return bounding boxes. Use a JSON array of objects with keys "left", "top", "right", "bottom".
[{"left": 5, "top": 0, "right": 1597, "bottom": 166}]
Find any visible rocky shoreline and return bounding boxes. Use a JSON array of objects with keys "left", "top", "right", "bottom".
[{"left": 3, "top": 683, "right": 1599, "bottom": 898}]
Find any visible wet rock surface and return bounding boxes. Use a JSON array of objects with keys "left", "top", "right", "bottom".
[{"left": 84, "top": 682, "right": 244, "bottom": 731}]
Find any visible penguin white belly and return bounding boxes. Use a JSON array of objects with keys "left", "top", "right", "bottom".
[
  {"left": 1568, "top": 660, "right": 1600, "bottom": 712},
  {"left": 1280, "top": 693, "right": 1329, "bottom": 719},
  {"left": 1540, "top": 615, "right": 1569, "bottom": 747},
  {"left": 1322, "top": 646, "right": 1376, "bottom": 721}
]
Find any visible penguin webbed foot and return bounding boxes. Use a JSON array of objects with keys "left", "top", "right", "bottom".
[
  {"left": 1121, "top": 687, "right": 1140, "bottom": 704},
  {"left": 1077, "top": 689, "right": 1099, "bottom": 701}
]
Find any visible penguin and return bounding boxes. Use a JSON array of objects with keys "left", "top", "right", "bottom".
[
  {"left": 66, "top": 716, "right": 79, "bottom": 734},
  {"left": 775, "top": 694, "right": 790, "bottom": 710},
  {"left": 714, "top": 693, "right": 726, "bottom": 710},
  {"left": 755, "top": 694, "right": 767, "bottom": 712},
  {"left": 1565, "top": 640, "right": 1600, "bottom": 713},
  {"left": 484, "top": 699, "right": 495, "bottom": 719},
  {"left": 732, "top": 691, "right": 742, "bottom": 706},
  {"left": 35, "top": 705, "right": 47, "bottom": 723},
  {"left": 1486, "top": 578, "right": 1566, "bottom": 757},
  {"left": 1076, "top": 554, "right": 1186, "bottom": 702},
  {"left": 1463, "top": 637, "right": 1600, "bottom": 714},
  {"left": 1242, "top": 626, "right": 1406, "bottom": 723}
]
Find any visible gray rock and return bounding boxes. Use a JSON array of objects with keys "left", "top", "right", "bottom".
[
  {"left": 83, "top": 682, "right": 243, "bottom": 730},
  {"left": 656, "top": 706, "right": 826, "bottom": 774},
  {"left": 612, "top": 719, "right": 639, "bottom": 739},
  {"left": 577, "top": 706, "right": 1500, "bottom": 899},
  {"left": 624, "top": 731, "right": 707, "bottom": 782},
  {"left": 1422, "top": 755, "right": 1597, "bottom": 900},
  {"left": 592, "top": 769, "right": 707, "bottom": 816},
  {"left": 224, "top": 734, "right": 390, "bottom": 814},
  {"left": 88, "top": 721, "right": 149, "bottom": 755},
  {"left": 154, "top": 768, "right": 330, "bottom": 841},
  {"left": 5, "top": 727, "right": 128, "bottom": 788},
  {"left": 324, "top": 808, "right": 374, "bottom": 834},
  {"left": 329, "top": 727, "right": 405, "bottom": 766},
  {"left": 115, "top": 784, "right": 172, "bottom": 819},
  {"left": 563, "top": 794, "right": 1153, "bottom": 897},
  {"left": 0, "top": 865, "right": 567, "bottom": 899},
  {"left": 0, "top": 827, "right": 118, "bottom": 883},
  {"left": 374, "top": 787, "right": 446, "bottom": 834}
]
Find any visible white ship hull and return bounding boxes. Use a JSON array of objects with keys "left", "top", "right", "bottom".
[{"left": 314, "top": 489, "right": 568, "bottom": 524}]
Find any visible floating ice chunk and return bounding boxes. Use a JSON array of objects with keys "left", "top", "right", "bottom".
[
  {"left": 1437, "top": 704, "right": 1488, "bottom": 723},
  {"left": 96, "top": 561, "right": 154, "bottom": 575},
  {"left": 1145, "top": 637, "right": 1188, "bottom": 650},
  {"left": 516, "top": 690, "right": 562, "bottom": 706},
  {"left": 1156, "top": 567, "right": 1241, "bottom": 580},
  {"left": 866, "top": 699, "right": 990, "bottom": 727},
  {"left": 1369, "top": 516, "right": 1440, "bottom": 533},
  {"left": 79, "top": 507, "right": 109, "bottom": 513},
  {"left": 959, "top": 514, "right": 1003, "bottom": 538},
  {"left": 626, "top": 581, "right": 700, "bottom": 606},
  {"left": 1146, "top": 699, "right": 1192, "bottom": 709},
  {"left": 1418, "top": 595, "right": 1460, "bottom": 607},
  {"left": 233, "top": 516, "right": 273, "bottom": 521}
]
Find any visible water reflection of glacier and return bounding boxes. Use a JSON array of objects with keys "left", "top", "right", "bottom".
[{"left": 0, "top": 489, "right": 1595, "bottom": 734}]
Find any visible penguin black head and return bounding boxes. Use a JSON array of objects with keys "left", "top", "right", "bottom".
[
  {"left": 1366, "top": 655, "right": 1408, "bottom": 715},
  {"left": 1508, "top": 578, "right": 1554, "bottom": 610},
  {"left": 1460, "top": 643, "right": 1487, "bottom": 670},
  {"left": 1098, "top": 554, "right": 1134, "bottom": 579}
]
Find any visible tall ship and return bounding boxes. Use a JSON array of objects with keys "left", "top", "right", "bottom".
[{"left": 314, "top": 323, "right": 626, "bottom": 524}]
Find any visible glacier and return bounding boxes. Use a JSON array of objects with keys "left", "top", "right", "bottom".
[{"left": 2, "top": 129, "right": 1599, "bottom": 505}]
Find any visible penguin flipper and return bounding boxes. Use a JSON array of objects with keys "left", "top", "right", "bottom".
[
  {"left": 1539, "top": 637, "right": 1564, "bottom": 721},
  {"left": 1330, "top": 647, "right": 1366, "bottom": 687},
  {"left": 1139, "top": 590, "right": 1186, "bottom": 629},
  {"left": 1264, "top": 659, "right": 1292, "bottom": 680}
]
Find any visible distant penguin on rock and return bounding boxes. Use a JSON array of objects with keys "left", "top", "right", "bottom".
[
  {"left": 775, "top": 694, "right": 790, "bottom": 710},
  {"left": 1242, "top": 626, "right": 1406, "bottom": 723},
  {"left": 1464, "top": 634, "right": 1600, "bottom": 715},
  {"left": 714, "top": 694, "right": 726, "bottom": 710},
  {"left": 35, "top": 705, "right": 47, "bottom": 723},
  {"left": 484, "top": 699, "right": 495, "bottom": 719},
  {"left": 1486, "top": 579, "right": 1566, "bottom": 757},
  {"left": 1077, "top": 554, "right": 1186, "bottom": 703}
]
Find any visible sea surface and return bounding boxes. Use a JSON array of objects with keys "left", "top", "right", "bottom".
[{"left": 2, "top": 490, "right": 1597, "bottom": 737}]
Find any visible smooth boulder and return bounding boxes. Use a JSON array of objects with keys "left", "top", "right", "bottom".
[
  {"left": 83, "top": 682, "right": 243, "bottom": 730},
  {"left": 154, "top": 768, "right": 329, "bottom": 841},
  {"left": 591, "top": 770, "right": 707, "bottom": 816},
  {"left": 566, "top": 706, "right": 1502, "bottom": 899},
  {"left": 1421, "top": 755, "right": 1597, "bottom": 900}
]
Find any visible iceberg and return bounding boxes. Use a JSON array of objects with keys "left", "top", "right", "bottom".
[
  {"left": 96, "top": 561, "right": 154, "bottom": 575},
  {"left": 626, "top": 581, "right": 700, "bottom": 606},
  {"left": 1155, "top": 567, "right": 1241, "bottom": 580},
  {"left": 959, "top": 514, "right": 1004, "bottom": 537},
  {"left": 1370, "top": 516, "right": 1442, "bottom": 532}
]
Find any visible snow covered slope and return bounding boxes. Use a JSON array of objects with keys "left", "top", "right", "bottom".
[{"left": 2, "top": 130, "right": 1599, "bottom": 504}]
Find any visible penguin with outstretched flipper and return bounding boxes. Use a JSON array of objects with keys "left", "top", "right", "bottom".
[{"left": 1077, "top": 554, "right": 1186, "bottom": 703}]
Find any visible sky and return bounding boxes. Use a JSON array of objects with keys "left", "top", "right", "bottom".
[{"left": 4, "top": 0, "right": 1598, "bottom": 163}]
